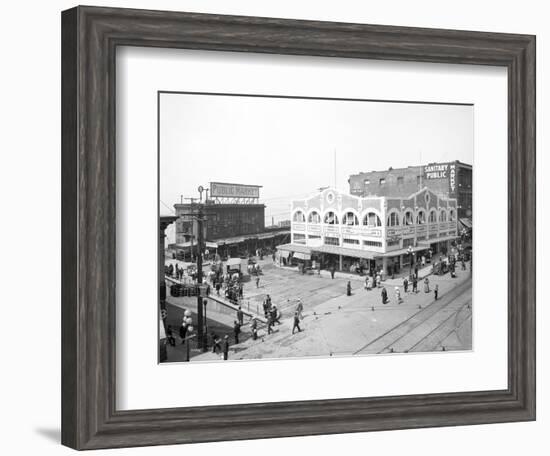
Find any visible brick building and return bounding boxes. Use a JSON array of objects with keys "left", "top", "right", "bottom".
[
  {"left": 349, "top": 160, "right": 472, "bottom": 219},
  {"left": 173, "top": 182, "right": 289, "bottom": 258}
]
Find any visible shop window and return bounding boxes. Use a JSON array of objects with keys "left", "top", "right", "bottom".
[
  {"left": 416, "top": 210, "right": 426, "bottom": 225},
  {"left": 342, "top": 211, "right": 359, "bottom": 225},
  {"left": 387, "top": 211, "right": 400, "bottom": 226},
  {"left": 308, "top": 211, "right": 321, "bottom": 223},
  {"left": 293, "top": 233, "right": 306, "bottom": 244},
  {"left": 363, "top": 212, "right": 382, "bottom": 227},
  {"left": 293, "top": 210, "right": 305, "bottom": 223},
  {"left": 324, "top": 211, "right": 339, "bottom": 225},
  {"left": 403, "top": 238, "right": 415, "bottom": 248},
  {"left": 403, "top": 210, "right": 414, "bottom": 225},
  {"left": 449, "top": 209, "right": 456, "bottom": 222},
  {"left": 363, "top": 240, "right": 382, "bottom": 247},
  {"left": 324, "top": 236, "right": 340, "bottom": 246},
  {"left": 343, "top": 238, "right": 360, "bottom": 245}
]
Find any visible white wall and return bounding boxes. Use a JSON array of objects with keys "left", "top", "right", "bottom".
[{"left": 0, "top": 1, "right": 547, "bottom": 455}]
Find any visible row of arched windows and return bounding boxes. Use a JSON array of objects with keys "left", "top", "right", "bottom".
[
  {"left": 292, "top": 210, "right": 382, "bottom": 227},
  {"left": 387, "top": 208, "right": 456, "bottom": 227},
  {"left": 293, "top": 208, "right": 456, "bottom": 227}
]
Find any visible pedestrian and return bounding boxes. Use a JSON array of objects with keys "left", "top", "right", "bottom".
[
  {"left": 365, "top": 275, "right": 372, "bottom": 291},
  {"left": 211, "top": 333, "right": 221, "bottom": 353},
  {"left": 330, "top": 267, "right": 335, "bottom": 279},
  {"left": 266, "top": 313, "right": 273, "bottom": 335},
  {"left": 434, "top": 284, "right": 439, "bottom": 300},
  {"left": 222, "top": 335, "right": 229, "bottom": 360},
  {"left": 256, "top": 276, "right": 260, "bottom": 288},
  {"left": 296, "top": 299, "right": 304, "bottom": 320},
  {"left": 381, "top": 287, "right": 388, "bottom": 304},
  {"left": 412, "top": 275, "right": 418, "bottom": 293},
  {"left": 166, "top": 325, "right": 176, "bottom": 346},
  {"left": 263, "top": 299, "right": 269, "bottom": 318},
  {"left": 414, "top": 265, "right": 418, "bottom": 278},
  {"left": 376, "top": 274, "right": 381, "bottom": 288},
  {"left": 250, "top": 317, "right": 258, "bottom": 340},
  {"left": 237, "top": 306, "right": 244, "bottom": 326},
  {"left": 424, "top": 277, "right": 430, "bottom": 293},
  {"left": 216, "top": 282, "right": 221, "bottom": 295},
  {"left": 461, "top": 259, "right": 466, "bottom": 270},
  {"left": 233, "top": 320, "right": 241, "bottom": 344},
  {"left": 271, "top": 305, "right": 281, "bottom": 325},
  {"left": 403, "top": 277, "right": 409, "bottom": 293},
  {"left": 292, "top": 311, "right": 302, "bottom": 334},
  {"left": 421, "top": 255, "right": 426, "bottom": 267},
  {"left": 395, "top": 286, "right": 403, "bottom": 304},
  {"left": 346, "top": 281, "right": 352, "bottom": 296},
  {"left": 179, "top": 322, "right": 188, "bottom": 345}
]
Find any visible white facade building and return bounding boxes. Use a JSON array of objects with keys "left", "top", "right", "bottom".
[{"left": 279, "top": 187, "right": 459, "bottom": 273}]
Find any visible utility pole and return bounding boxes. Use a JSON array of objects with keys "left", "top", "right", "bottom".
[
  {"left": 180, "top": 192, "right": 207, "bottom": 350},
  {"left": 196, "top": 201, "right": 205, "bottom": 350}
]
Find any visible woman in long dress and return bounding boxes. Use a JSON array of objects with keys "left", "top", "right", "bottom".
[{"left": 424, "top": 277, "right": 430, "bottom": 293}]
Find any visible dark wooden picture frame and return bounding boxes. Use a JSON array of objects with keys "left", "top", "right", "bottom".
[{"left": 61, "top": 6, "right": 536, "bottom": 450}]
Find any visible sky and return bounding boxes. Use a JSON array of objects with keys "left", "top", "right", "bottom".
[{"left": 159, "top": 92, "right": 473, "bottom": 228}]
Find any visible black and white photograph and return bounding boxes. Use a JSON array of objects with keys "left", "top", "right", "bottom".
[{"left": 158, "top": 92, "right": 473, "bottom": 363}]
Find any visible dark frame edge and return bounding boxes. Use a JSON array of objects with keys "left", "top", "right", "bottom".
[
  {"left": 61, "top": 6, "right": 80, "bottom": 450},
  {"left": 61, "top": 5, "right": 536, "bottom": 450}
]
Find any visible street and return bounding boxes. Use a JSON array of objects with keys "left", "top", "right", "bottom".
[{"left": 163, "top": 257, "right": 472, "bottom": 362}]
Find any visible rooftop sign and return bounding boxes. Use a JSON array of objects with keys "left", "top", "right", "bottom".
[{"left": 210, "top": 182, "right": 261, "bottom": 199}]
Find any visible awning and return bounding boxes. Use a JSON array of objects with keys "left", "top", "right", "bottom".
[
  {"left": 277, "top": 243, "right": 312, "bottom": 255},
  {"left": 459, "top": 218, "right": 472, "bottom": 230},
  {"left": 377, "top": 245, "right": 427, "bottom": 258},
  {"left": 172, "top": 241, "right": 218, "bottom": 250},
  {"left": 312, "top": 245, "right": 376, "bottom": 260},
  {"left": 419, "top": 234, "right": 460, "bottom": 244},
  {"left": 294, "top": 252, "right": 311, "bottom": 261}
]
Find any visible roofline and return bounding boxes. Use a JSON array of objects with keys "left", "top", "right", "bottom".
[{"left": 349, "top": 160, "right": 472, "bottom": 177}]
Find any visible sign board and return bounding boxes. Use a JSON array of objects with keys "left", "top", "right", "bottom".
[
  {"left": 210, "top": 182, "right": 260, "bottom": 199},
  {"left": 423, "top": 162, "right": 457, "bottom": 198}
]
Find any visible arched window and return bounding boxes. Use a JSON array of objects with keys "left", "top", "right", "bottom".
[
  {"left": 387, "top": 211, "right": 400, "bottom": 227},
  {"left": 342, "top": 211, "right": 359, "bottom": 226},
  {"left": 324, "top": 211, "right": 339, "bottom": 225},
  {"left": 293, "top": 210, "right": 305, "bottom": 223},
  {"left": 416, "top": 210, "right": 426, "bottom": 225},
  {"left": 308, "top": 211, "right": 321, "bottom": 224},
  {"left": 428, "top": 209, "right": 437, "bottom": 223},
  {"left": 439, "top": 210, "right": 447, "bottom": 222},
  {"left": 449, "top": 209, "right": 456, "bottom": 222},
  {"left": 363, "top": 212, "right": 382, "bottom": 227},
  {"left": 403, "top": 210, "right": 414, "bottom": 226}
]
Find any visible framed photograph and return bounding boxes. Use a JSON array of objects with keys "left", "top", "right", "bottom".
[{"left": 61, "top": 6, "right": 536, "bottom": 450}]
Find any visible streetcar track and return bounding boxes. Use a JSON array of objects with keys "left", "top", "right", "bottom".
[
  {"left": 406, "top": 299, "right": 472, "bottom": 352},
  {"left": 353, "top": 278, "right": 472, "bottom": 354}
]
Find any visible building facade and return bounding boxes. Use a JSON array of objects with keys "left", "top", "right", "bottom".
[
  {"left": 349, "top": 161, "right": 472, "bottom": 219},
  {"left": 281, "top": 187, "right": 458, "bottom": 274},
  {"left": 174, "top": 202, "right": 266, "bottom": 244},
  {"left": 172, "top": 182, "right": 289, "bottom": 258}
]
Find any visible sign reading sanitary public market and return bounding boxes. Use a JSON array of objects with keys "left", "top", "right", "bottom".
[{"left": 210, "top": 182, "right": 261, "bottom": 199}]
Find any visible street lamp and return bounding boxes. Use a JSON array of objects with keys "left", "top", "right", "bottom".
[
  {"left": 183, "top": 310, "right": 194, "bottom": 362},
  {"left": 202, "top": 298, "right": 208, "bottom": 351},
  {"left": 407, "top": 246, "right": 413, "bottom": 277}
]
